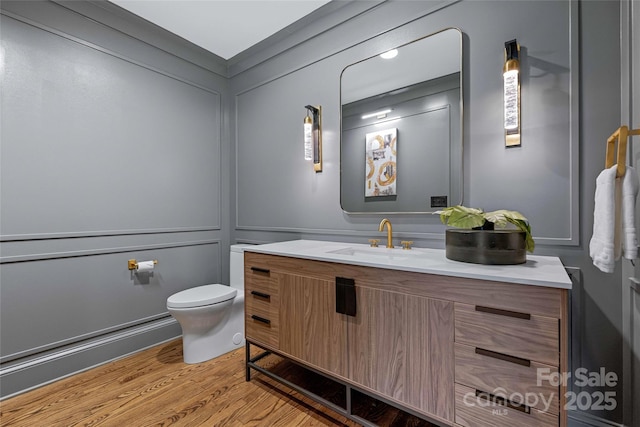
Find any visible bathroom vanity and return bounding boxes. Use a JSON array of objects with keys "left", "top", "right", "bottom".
[{"left": 243, "top": 240, "right": 572, "bottom": 427}]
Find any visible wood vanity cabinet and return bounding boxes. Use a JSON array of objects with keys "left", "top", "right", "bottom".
[
  {"left": 278, "top": 273, "right": 348, "bottom": 377},
  {"left": 244, "top": 251, "right": 568, "bottom": 427},
  {"left": 347, "top": 283, "right": 454, "bottom": 421},
  {"left": 244, "top": 253, "right": 348, "bottom": 377}
]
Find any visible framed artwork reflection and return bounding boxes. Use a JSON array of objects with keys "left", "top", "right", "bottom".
[{"left": 365, "top": 128, "right": 397, "bottom": 197}]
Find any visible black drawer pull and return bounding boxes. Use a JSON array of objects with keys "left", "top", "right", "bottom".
[
  {"left": 250, "top": 266, "right": 270, "bottom": 274},
  {"left": 251, "top": 315, "right": 271, "bottom": 325},
  {"left": 250, "top": 290, "right": 271, "bottom": 299},
  {"left": 475, "top": 305, "right": 531, "bottom": 320},
  {"left": 475, "top": 389, "right": 531, "bottom": 414},
  {"left": 475, "top": 347, "right": 531, "bottom": 367}
]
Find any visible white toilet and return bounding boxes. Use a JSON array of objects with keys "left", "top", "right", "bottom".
[{"left": 167, "top": 244, "right": 248, "bottom": 364}]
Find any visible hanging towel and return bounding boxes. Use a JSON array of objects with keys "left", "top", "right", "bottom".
[
  {"left": 590, "top": 165, "right": 618, "bottom": 273},
  {"left": 621, "top": 165, "right": 639, "bottom": 260}
]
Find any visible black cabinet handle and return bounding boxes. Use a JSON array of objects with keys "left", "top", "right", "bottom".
[
  {"left": 250, "top": 290, "right": 271, "bottom": 299},
  {"left": 250, "top": 315, "right": 271, "bottom": 325},
  {"left": 336, "top": 277, "right": 356, "bottom": 317},
  {"left": 475, "top": 305, "right": 531, "bottom": 320},
  {"left": 475, "top": 347, "right": 531, "bottom": 367},
  {"left": 250, "top": 266, "right": 270, "bottom": 274},
  {"left": 475, "top": 389, "right": 530, "bottom": 414}
]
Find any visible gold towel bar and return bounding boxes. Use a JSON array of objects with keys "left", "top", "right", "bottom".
[{"left": 606, "top": 125, "right": 640, "bottom": 177}]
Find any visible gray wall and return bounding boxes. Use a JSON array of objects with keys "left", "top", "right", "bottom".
[
  {"left": 0, "top": 0, "right": 230, "bottom": 398},
  {"left": 0, "top": 1, "right": 632, "bottom": 426},
  {"left": 230, "top": 1, "right": 626, "bottom": 425},
  {"left": 232, "top": 0, "right": 578, "bottom": 245}
]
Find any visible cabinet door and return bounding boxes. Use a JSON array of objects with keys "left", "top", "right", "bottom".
[
  {"left": 348, "top": 286, "right": 454, "bottom": 422},
  {"left": 278, "top": 273, "right": 348, "bottom": 378}
]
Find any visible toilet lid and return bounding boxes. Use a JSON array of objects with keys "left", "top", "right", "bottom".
[{"left": 167, "top": 284, "right": 237, "bottom": 308}]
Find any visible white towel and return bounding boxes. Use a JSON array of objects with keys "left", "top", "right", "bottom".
[
  {"left": 621, "top": 165, "right": 639, "bottom": 260},
  {"left": 590, "top": 165, "right": 618, "bottom": 273}
]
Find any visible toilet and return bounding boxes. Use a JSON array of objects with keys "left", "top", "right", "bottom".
[{"left": 167, "top": 244, "right": 248, "bottom": 364}]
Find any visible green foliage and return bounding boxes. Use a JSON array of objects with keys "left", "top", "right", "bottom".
[{"left": 435, "top": 205, "right": 535, "bottom": 253}]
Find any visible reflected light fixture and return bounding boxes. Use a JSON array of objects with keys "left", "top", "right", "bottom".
[
  {"left": 503, "top": 39, "right": 521, "bottom": 147},
  {"left": 380, "top": 49, "right": 398, "bottom": 59},
  {"left": 361, "top": 109, "right": 392, "bottom": 120},
  {"left": 303, "top": 105, "right": 322, "bottom": 172}
]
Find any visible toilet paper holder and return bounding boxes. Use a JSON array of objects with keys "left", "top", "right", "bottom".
[{"left": 128, "top": 259, "right": 158, "bottom": 270}]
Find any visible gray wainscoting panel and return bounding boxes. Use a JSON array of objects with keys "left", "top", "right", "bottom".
[
  {"left": 0, "top": 242, "right": 220, "bottom": 362},
  {"left": 0, "top": 14, "right": 221, "bottom": 238},
  {"left": 235, "top": 65, "right": 345, "bottom": 230},
  {"left": 0, "top": 2, "right": 228, "bottom": 399},
  {"left": 232, "top": 0, "right": 579, "bottom": 245},
  {"left": 631, "top": 279, "right": 640, "bottom": 427},
  {"left": 458, "top": 0, "right": 577, "bottom": 244}
]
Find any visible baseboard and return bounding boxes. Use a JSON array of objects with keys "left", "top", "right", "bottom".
[
  {"left": 0, "top": 317, "right": 181, "bottom": 400},
  {"left": 569, "top": 410, "right": 626, "bottom": 427}
]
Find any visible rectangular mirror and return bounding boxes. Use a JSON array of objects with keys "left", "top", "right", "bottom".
[{"left": 340, "top": 28, "right": 463, "bottom": 214}]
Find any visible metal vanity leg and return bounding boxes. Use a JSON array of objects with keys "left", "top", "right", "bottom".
[{"left": 245, "top": 341, "right": 251, "bottom": 381}]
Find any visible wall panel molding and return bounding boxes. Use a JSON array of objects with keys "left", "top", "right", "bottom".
[
  {"left": 0, "top": 226, "right": 221, "bottom": 243},
  {"left": 0, "top": 242, "right": 221, "bottom": 360},
  {"left": 233, "top": 0, "right": 579, "bottom": 247},
  {"left": 0, "top": 239, "right": 221, "bottom": 264},
  {"left": 0, "top": 0, "right": 228, "bottom": 400},
  {"left": 1, "top": 13, "right": 222, "bottom": 238}
]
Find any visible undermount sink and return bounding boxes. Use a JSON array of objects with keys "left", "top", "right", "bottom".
[{"left": 327, "top": 246, "right": 421, "bottom": 261}]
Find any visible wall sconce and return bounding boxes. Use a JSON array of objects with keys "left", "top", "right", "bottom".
[
  {"left": 303, "top": 105, "right": 322, "bottom": 172},
  {"left": 503, "top": 39, "right": 521, "bottom": 147}
]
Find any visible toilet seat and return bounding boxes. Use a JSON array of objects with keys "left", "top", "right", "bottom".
[{"left": 167, "top": 284, "right": 237, "bottom": 309}]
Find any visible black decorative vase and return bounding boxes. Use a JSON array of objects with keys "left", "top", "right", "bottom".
[
  {"left": 445, "top": 228, "right": 526, "bottom": 265},
  {"left": 473, "top": 220, "right": 495, "bottom": 231}
]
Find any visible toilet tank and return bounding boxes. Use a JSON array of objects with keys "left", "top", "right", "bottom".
[{"left": 230, "top": 244, "right": 252, "bottom": 290}]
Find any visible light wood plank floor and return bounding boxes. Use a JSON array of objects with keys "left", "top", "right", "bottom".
[{"left": 0, "top": 340, "right": 435, "bottom": 427}]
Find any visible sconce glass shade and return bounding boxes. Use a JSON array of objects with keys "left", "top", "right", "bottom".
[
  {"left": 304, "top": 105, "right": 322, "bottom": 172},
  {"left": 303, "top": 115, "right": 313, "bottom": 161},
  {"left": 503, "top": 66, "right": 519, "bottom": 130},
  {"left": 503, "top": 39, "right": 521, "bottom": 147}
]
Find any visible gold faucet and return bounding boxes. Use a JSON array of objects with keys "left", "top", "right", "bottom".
[{"left": 378, "top": 218, "right": 394, "bottom": 248}]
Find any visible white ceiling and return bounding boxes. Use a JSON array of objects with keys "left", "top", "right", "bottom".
[{"left": 109, "top": 0, "right": 332, "bottom": 60}]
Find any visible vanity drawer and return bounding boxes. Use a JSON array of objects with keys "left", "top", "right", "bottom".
[
  {"left": 245, "top": 263, "right": 279, "bottom": 310},
  {"left": 245, "top": 268, "right": 278, "bottom": 295},
  {"left": 455, "top": 384, "right": 558, "bottom": 427},
  {"left": 245, "top": 307, "right": 279, "bottom": 348},
  {"left": 454, "top": 343, "right": 558, "bottom": 414},
  {"left": 244, "top": 256, "right": 280, "bottom": 348},
  {"left": 455, "top": 303, "right": 559, "bottom": 366},
  {"left": 246, "top": 289, "right": 277, "bottom": 318}
]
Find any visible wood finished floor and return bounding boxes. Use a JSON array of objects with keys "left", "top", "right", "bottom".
[{"left": 0, "top": 339, "right": 436, "bottom": 427}]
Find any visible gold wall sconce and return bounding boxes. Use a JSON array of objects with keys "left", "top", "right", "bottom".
[
  {"left": 503, "top": 39, "right": 521, "bottom": 147},
  {"left": 304, "top": 105, "right": 322, "bottom": 172}
]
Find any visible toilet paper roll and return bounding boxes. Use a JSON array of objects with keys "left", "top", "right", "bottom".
[{"left": 137, "top": 260, "right": 155, "bottom": 273}]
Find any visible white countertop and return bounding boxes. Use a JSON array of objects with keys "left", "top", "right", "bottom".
[{"left": 244, "top": 239, "right": 572, "bottom": 289}]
